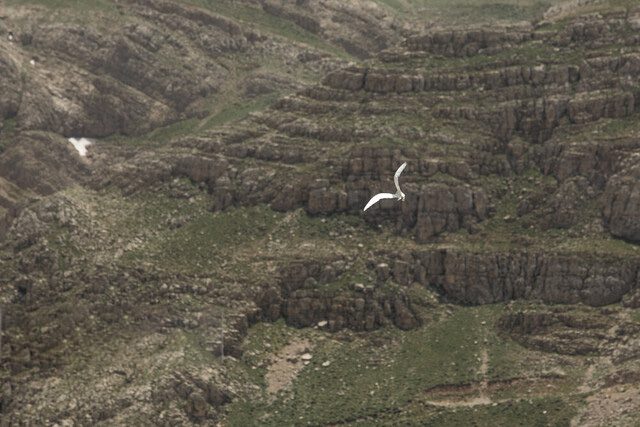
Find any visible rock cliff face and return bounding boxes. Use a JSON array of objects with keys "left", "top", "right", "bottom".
[
  {"left": 266, "top": 247, "right": 640, "bottom": 309},
  {"left": 0, "top": 132, "right": 89, "bottom": 234},
  {"left": 0, "top": 133, "right": 88, "bottom": 195},
  {"left": 603, "top": 162, "right": 640, "bottom": 242},
  {"left": 372, "top": 249, "right": 640, "bottom": 307},
  {"left": 264, "top": 259, "right": 421, "bottom": 331},
  {"left": 499, "top": 305, "right": 640, "bottom": 359}
]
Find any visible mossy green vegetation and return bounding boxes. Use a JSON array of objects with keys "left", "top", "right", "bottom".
[
  {"left": 383, "top": 396, "right": 579, "bottom": 426},
  {"left": 116, "top": 191, "right": 280, "bottom": 274},
  {"left": 0, "top": 118, "right": 18, "bottom": 153},
  {"left": 224, "top": 304, "right": 584, "bottom": 425},
  {"left": 373, "top": 0, "right": 552, "bottom": 24},
  {"left": 103, "top": 92, "right": 282, "bottom": 147},
  {"left": 5, "top": 0, "right": 117, "bottom": 13},
  {"left": 183, "top": 0, "right": 351, "bottom": 58},
  {"left": 202, "top": 92, "right": 281, "bottom": 130},
  {"left": 600, "top": 113, "right": 640, "bottom": 137},
  {"left": 462, "top": 0, "right": 638, "bottom": 24}
]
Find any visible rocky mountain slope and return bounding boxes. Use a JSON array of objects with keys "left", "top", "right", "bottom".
[
  {"left": 1, "top": 0, "right": 640, "bottom": 425},
  {"left": 0, "top": 0, "right": 409, "bottom": 220}
]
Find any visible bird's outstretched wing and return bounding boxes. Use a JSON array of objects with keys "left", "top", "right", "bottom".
[
  {"left": 394, "top": 162, "right": 407, "bottom": 194},
  {"left": 363, "top": 192, "right": 396, "bottom": 211}
]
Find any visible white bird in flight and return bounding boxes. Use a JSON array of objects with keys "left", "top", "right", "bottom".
[{"left": 363, "top": 162, "right": 407, "bottom": 211}]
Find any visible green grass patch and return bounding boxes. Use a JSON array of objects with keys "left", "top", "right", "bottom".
[
  {"left": 202, "top": 92, "right": 280, "bottom": 130},
  {"left": 104, "top": 92, "right": 281, "bottom": 147},
  {"left": 123, "top": 201, "right": 281, "bottom": 274},
  {"left": 5, "top": 0, "right": 117, "bottom": 12},
  {"left": 0, "top": 118, "right": 18, "bottom": 153},
  {"left": 387, "top": 396, "right": 579, "bottom": 426},
  {"left": 183, "top": 0, "right": 351, "bottom": 58},
  {"left": 294, "top": 212, "right": 364, "bottom": 240},
  {"left": 102, "top": 117, "right": 200, "bottom": 147},
  {"left": 224, "top": 304, "right": 585, "bottom": 425},
  {"left": 146, "top": 118, "right": 201, "bottom": 145},
  {"left": 600, "top": 113, "right": 640, "bottom": 136},
  {"left": 227, "top": 307, "right": 491, "bottom": 425},
  {"left": 373, "top": 0, "right": 552, "bottom": 24}
]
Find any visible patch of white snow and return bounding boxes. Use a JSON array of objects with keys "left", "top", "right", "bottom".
[{"left": 68, "top": 137, "right": 92, "bottom": 157}]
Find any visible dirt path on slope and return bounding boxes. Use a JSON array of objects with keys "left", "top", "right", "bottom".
[
  {"left": 265, "top": 338, "right": 313, "bottom": 395},
  {"left": 424, "top": 325, "right": 492, "bottom": 407},
  {"left": 571, "top": 309, "right": 639, "bottom": 426}
]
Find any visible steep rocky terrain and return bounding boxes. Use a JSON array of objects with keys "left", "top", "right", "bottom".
[
  {"left": 1, "top": 0, "right": 640, "bottom": 425},
  {"left": 0, "top": 0, "right": 408, "bottom": 218}
]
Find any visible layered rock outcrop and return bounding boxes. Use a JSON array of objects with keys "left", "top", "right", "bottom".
[
  {"left": 259, "top": 259, "right": 421, "bottom": 332},
  {"left": 375, "top": 249, "right": 639, "bottom": 307},
  {"left": 603, "top": 163, "right": 640, "bottom": 242},
  {"left": 498, "top": 306, "right": 640, "bottom": 360}
]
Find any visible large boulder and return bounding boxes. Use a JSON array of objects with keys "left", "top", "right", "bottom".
[{"left": 603, "top": 164, "right": 640, "bottom": 242}]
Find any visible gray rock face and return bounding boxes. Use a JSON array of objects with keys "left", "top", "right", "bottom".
[
  {"left": 0, "top": 133, "right": 88, "bottom": 196},
  {"left": 379, "top": 249, "right": 639, "bottom": 307},
  {"left": 405, "top": 26, "right": 534, "bottom": 57},
  {"left": 498, "top": 309, "right": 607, "bottom": 355},
  {"left": 269, "top": 259, "right": 421, "bottom": 331},
  {"left": 550, "top": 177, "right": 590, "bottom": 229},
  {"left": 499, "top": 306, "right": 640, "bottom": 359},
  {"left": 262, "top": 0, "right": 404, "bottom": 59},
  {"left": 622, "top": 288, "right": 640, "bottom": 308},
  {"left": 0, "top": 54, "right": 21, "bottom": 121},
  {"left": 407, "top": 184, "right": 487, "bottom": 242},
  {"left": 2, "top": 3, "right": 640, "bottom": 424},
  {"left": 0, "top": 132, "right": 89, "bottom": 235},
  {"left": 283, "top": 289, "right": 419, "bottom": 331},
  {"left": 261, "top": 245, "right": 639, "bottom": 336},
  {"left": 603, "top": 164, "right": 640, "bottom": 242}
]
